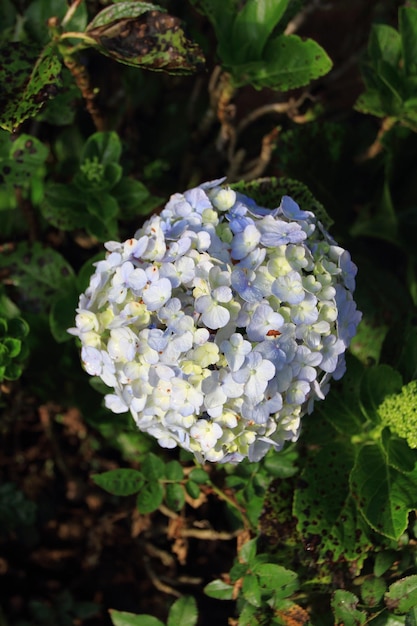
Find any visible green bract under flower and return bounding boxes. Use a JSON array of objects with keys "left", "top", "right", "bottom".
[{"left": 69, "top": 179, "right": 361, "bottom": 463}]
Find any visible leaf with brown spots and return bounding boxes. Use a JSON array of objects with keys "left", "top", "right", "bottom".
[
  {"left": 0, "top": 43, "right": 62, "bottom": 132},
  {"left": 275, "top": 601, "right": 310, "bottom": 626},
  {"left": 87, "top": 9, "right": 205, "bottom": 74}
]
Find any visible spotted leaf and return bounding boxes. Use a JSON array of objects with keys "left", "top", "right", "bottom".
[
  {"left": 0, "top": 43, "right": 62, "bottom": 131},
  {"left": 87, "top": 10, "right": 205, "bottom": 74}
]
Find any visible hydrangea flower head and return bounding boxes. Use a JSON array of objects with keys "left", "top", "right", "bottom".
[{"left": 69, "top": 180, "right": 361, "bottom": 463}]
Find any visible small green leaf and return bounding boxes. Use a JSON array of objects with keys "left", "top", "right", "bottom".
[
  {"left": 91, "top": 469, "right": 145, "bottom": 496},
  {"left": 164, "top": 460, "right": 184, "bottom": 481},
  {"left": 0, "top": 133, "right": 48, "bottom": 188},
  {"left": 374, "top": 550, "right": 398, "bottom": 577},
  {"left": 185, "top": 480, "right": 200, "bottom": 499},
  {"left": 86, "top": 193, "right": 119, "bottom": 222},
  {"left": 331, "top": 590, "right": 366, "bottom": 626},
  {"left": 0, "top": 43, "right": 62, "bottom": 131},
  {"left": 109, "top": 609, "right": 164, "bottom": 626},
  {"left": 167, "top": 596, "right": 198, "bottom": 626},
  {"left": 242, "top": 574, "right": 262, "bottom": 607},
  {"left": 361, "top": 577, "right": 387, "bottom": 607},
  {"left": 8, "top": 318, "right": 29, "bottom": 339},
  {"left": 239, "top": 538, "right": 257, "bottom": 565},
  {"left": 87, "top": 1, "right": 163, "bottom": 30},
  {"left": 165, "top": 483, "right": 185, "bottom": 512},
  {"left": 251, "top": 563, "right": 298, "bottom": 598},
  {"left": 81, "top": 131, "right": 122, "bottom": 167},
  {"left": 141, "top": 453, "right": 165, "bottom": 480},
  {"left": 385, "top": 576, "right": 417, "bottom": 614},
  {"left": 3, "top": 337, "right": 21, "bottom": 359},
  {"left": 188, "top": 468, "right": 209, "bottom": 484},
  {"left": 136, "top": 481, "right": 164, "bottom": 514},
  {"left": 204, "top": 579, "right": 234, "bottom": 600}
]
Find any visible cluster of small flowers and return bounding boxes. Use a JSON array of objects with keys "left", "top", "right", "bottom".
[{"left": 69, "top": 179, "right": 361, "bottom": 463}]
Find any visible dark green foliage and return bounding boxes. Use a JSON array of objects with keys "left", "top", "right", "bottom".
[
  {"left": 190, "top": 0, "right": 332, "bottom": 89},
  {"left": 41, "top": 131, "right": 162, "bottom": 240},
  {"left": 0, "top": 316, "right": 29, "bottom": 381}
]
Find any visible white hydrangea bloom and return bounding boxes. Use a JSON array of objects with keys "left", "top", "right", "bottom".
[{"left": 69, "top": 182, "right": 361, "bottom": 463}]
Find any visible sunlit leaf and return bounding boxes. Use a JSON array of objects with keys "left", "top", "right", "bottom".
[
  {"left": 109, "top": 610, "right": 164, "bottom": 626},
  {"left": 331, "top": 590, "right": 366, "bottom": 626},
  {"left": 167, "top": 596, "right": 198, "bottom": 626},
  {"left": 385, "top": 576, "right": 417, "bottom": 614}
]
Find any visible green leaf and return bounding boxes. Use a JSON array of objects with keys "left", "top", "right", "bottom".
[
  {"left": 381, "top": 431, "right": 417, "bottom": 474},
  {"left": 360, "top": 365, "right": 403, "bottom": 424},
  {"left": 294, "top": 442, "right": 373, "bottom": 564},
  {"left": 49, "top": 286, "right": 79, "bottom": 343},
  {"left": 86, "top": 193, "right": 119, "bottom": 222},
  {"left": 8, "top": 318, "right": 29, "bottom": 340},
  {"left": 374, "top": 550, "right": 398, "bottom": 577},
  {"left": 81, "top": 131, "right": 122, "bottom": 167},
  {"left": 231, "top": 0, "right": 290, "bottom": 62},
  {"left": 164, "top": 460, "right": 184, "bottom": 481},
  {"left": 136, "top": 481, "right": 164, "bottom": 514},
  {"left": 385, "top": 576, "right": 417, "bottom": 614},
  {"left": 242, "top": 574, "right": 262, "bottom": 607},
  {"left": 317, "top": 359, "right": 366, "bottom": 436},
  {"left": 87, "top": 2, "right": 163, "bottom": 29},
  {"left": 0, "top": 133, "right": 48, "bottom": 188},
  {"left": 251, "top": 563, "right": 298, "bottom": 598},
  {"left": 91, "top": 469, "right": 145, "bottom": 496},
  {"left": 331, "top": 590, "right": 366, "bottom": 626},
  {"left": 109, "top": 609, "right": 164, "bottom": 626},
  {"left": 167, "top": 596, "right": 198, "bottom": 626},
  {"left": 3, "top": 337, "right": 21, "bottom": 359},
  {"left": 232, "top": 34, "right": 332, "bottom": 90},
  {"left": 165, "top": 483, "right": 185, "bottom": 512},
  {"left": 350, "top": 444, "right": 417, "bottom": 539},
  {"left": 400, "top": 7, "right": 417, "bottom": 77},
  {"left": 141, "top": 453, "right": 165, "bottom": 480},
  {"left": 204, "top": 579, "right": 234, "bottom": 600},
  {"left": 0, "top": 241, "right": 75, "bottom": 313},
  {"left": 239, "top": 538, "right": 257, "bottom": 565},
  {"left": 41, "top": 182, "right": 87, "bottom": 231},
  {"left": 185, "top": 480, "right": 200, "bottom": 499},
  {"left": 87, "top": 9, "right": 205, "bottom": 74},
  {"left": 188, "top": 468, "right": 209, "bottom": 484},
  {"left": 0, "top": 43, "right": 62, "bottom": 132},
  {"left": 262, "top": 446, "right": 298, "bottom": 478},
  {"left": 112, "top": 178, "right": 162, "bottom": 218},
  {"left": 369, "top": 24, "right": 401, "bottom": 69},
  {"left": 361, "top": 577, "right": 387, "bottom": 608},
  {"left": 237, "top": 602, "right": 259, "bottom": 626}
]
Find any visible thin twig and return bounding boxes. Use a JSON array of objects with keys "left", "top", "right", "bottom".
[{"left": 63, "top": 54, "right": 106, "bottom": 131}]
